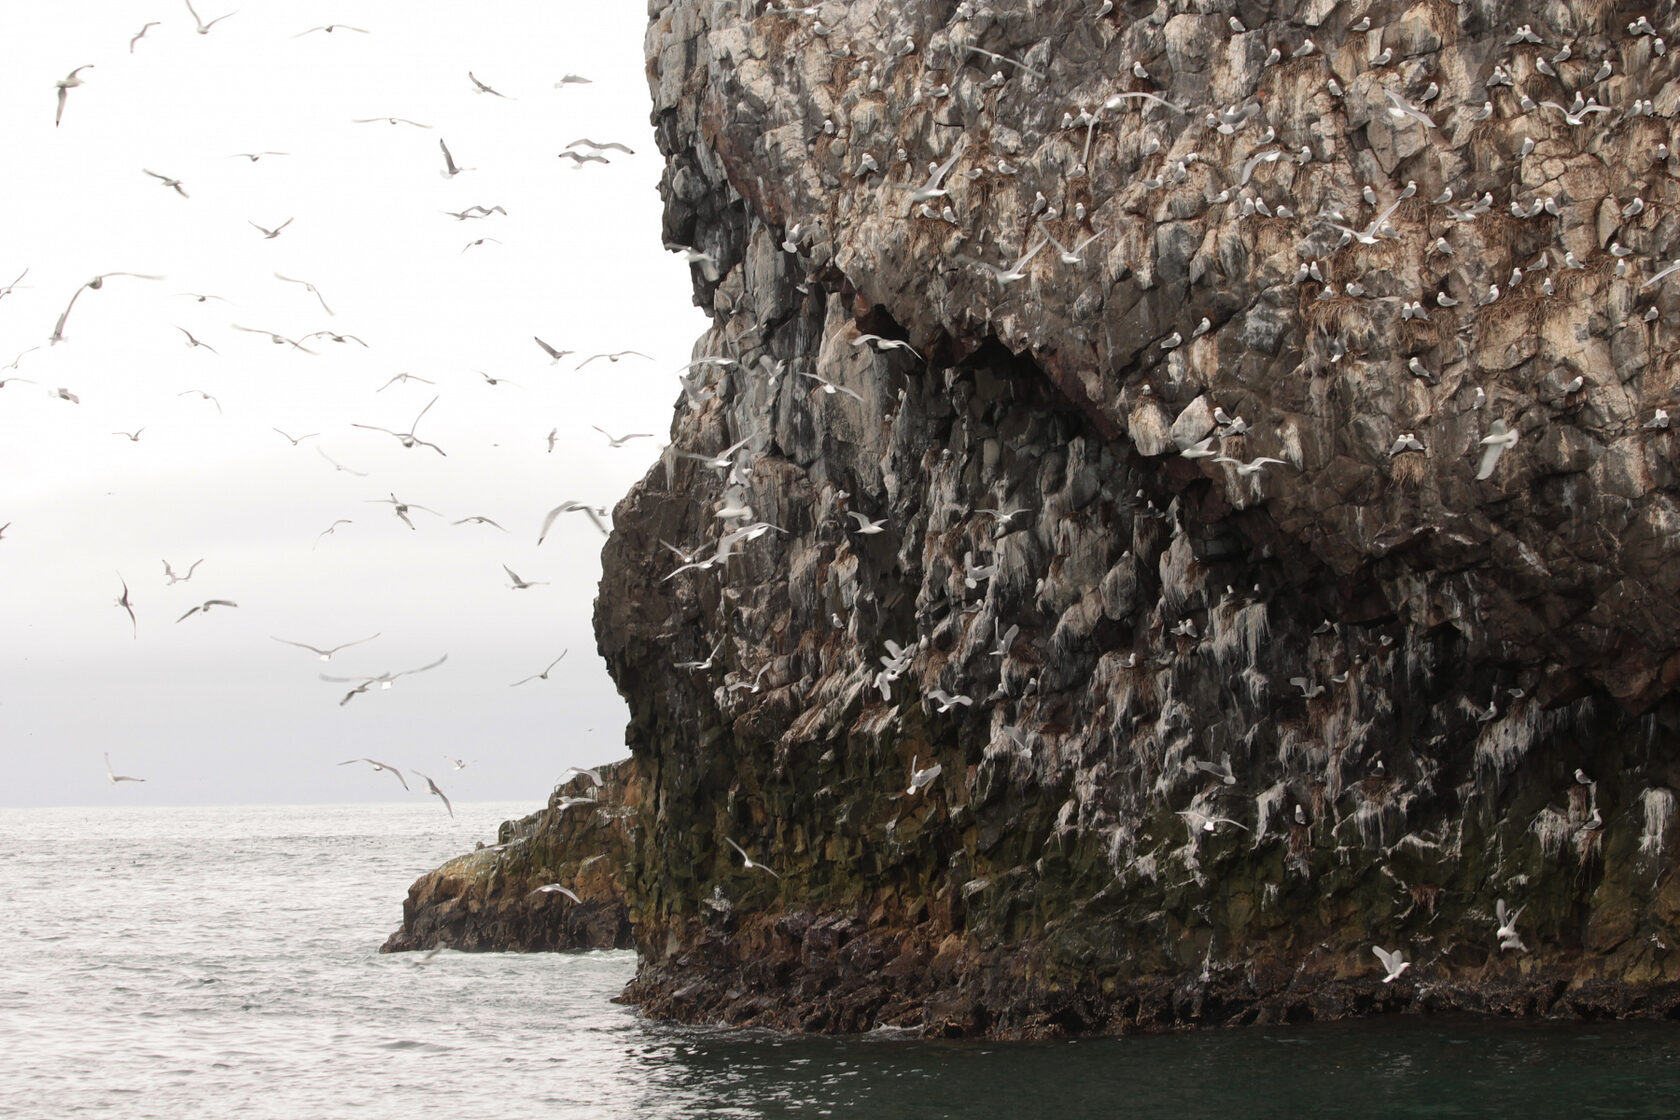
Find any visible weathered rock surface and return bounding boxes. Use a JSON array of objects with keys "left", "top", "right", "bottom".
[
  {"left": 398, "top": 0, "right": 1680, "bottom": 1035},
  {"left": 380, "top": 764, "right": 636, "bottom": 953}
]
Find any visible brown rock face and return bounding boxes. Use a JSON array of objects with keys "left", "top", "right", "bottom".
[
  {"left": 380, "top": 765, "right": 636, "bottom": 954},
  {"left": 396, "top": 0, "right": 1680, "bottom": 1036}
]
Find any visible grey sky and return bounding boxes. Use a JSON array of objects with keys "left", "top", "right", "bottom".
[{"left": 2, "top": 2, "right": 709, "bottom": 807}]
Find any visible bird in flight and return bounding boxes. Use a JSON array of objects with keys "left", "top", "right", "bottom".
[
  {"left": 591, "top": 426, "right": 654, "bottom": 447},
  {"left": 1372, "top": 946, "right": 1410, "bottom": 983},
  {"left": 177, "top": 389, "right": 222, "bottom": 413},
  {"left": 412, "top": 770, "right": 454, "bottom": 817},
  {"left": 176, "top": 599, "right": 238, "bottom": 622},
  {"left": 366, "top": 491, "right": 439, "bottom": 530},
  {"left": 177, "top": 327, "right": 218, "bottom": 353},
  {"left": 725, "top": 837, "right": 781, "bottom": 878},
  {"left": 112, "top": 428, "right": 145, "bottom": 442},
  {"left": 295, "top": 24, "right": 368, "bottom": 36},
  {"left": 274, "top": 272, "right": 332, "bottom": 314},
  {"left": 272, "top": 633, "right": 380, "bottom": 660},
  {"left": 906, "top": 755, "right": 942, "bottom": 796},
  {"left": 452, "top": 515, "right": 508, "bottom": 531},
  {"left": 55, "top": 66, "right": 93, "bottom": 127},
  {"left": 129, "top": 22, "right": 160, "bottom": 52},
  {"left": 467, "top": 71, "right": 512, "bottom": 98},
  {"left": 538, "top": 501, "right": 609, "bottom": 542},
  {"left": 503, "top": 564, "right": 547, "bottom": 590},
  {"left": 321, "top": 654, "right": 448, "bottom": 705},
  {"left": 184, "top": 0, "right": 235, "bottom": 34},
  {"left": 438, "top": 138, "right": 471, "bottom": 178},
  {"left": 511, "top": 650, "right": 568, "bottom": 686},
  {"left": 567, "top": 137, "right": 634, "bottom": 155},
  {"left": 353, "top": 396, "right": 446, "bottom": 456},
  {"left": 105, "top": 752, "right": 145, "bottom": 784},
  {"left": 162, "top": 558, "right": 203, "bottom": 584},
  {"left": 229, "top": 151, "right": 288, "bottom": 162},
  {"left": 271, "top": 427, "right": 318, "bottom": 445},
  {"left": 578, "top": 350, "right": 653, "bottom": 368},
  {"left": 142, "top": 169, "right": 189, "bottom": 197},
  {"left": 114, "top": 575, "right": 137, "bottom": 637},
  {"left": 338, "top": 757, "right": 408, "bottom": 789},
  {"left": 50, "top": 273, "right": 164, "bottom": 345},
  {"left": 534, "top": 336, "right": 572, "bottom": 363},
  {"left": 249, "top": 218, "right": 294, "bottom": 240},
  {"left": 353, "top": 116, "right": 431, "bottom": 128},
  {"left": 527, "top": 884, "right": 581, "bottom": 902}
]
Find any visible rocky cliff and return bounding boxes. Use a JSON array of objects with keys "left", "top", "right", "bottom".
[{"left": 395, "top": 0, "right": 1680, "bottom": 1035}]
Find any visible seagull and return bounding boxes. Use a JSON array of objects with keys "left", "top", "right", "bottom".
[
  {"left": 105, "top": 752, "right": 146, "bottom": 784},
  {"left": 273, "top": 272, "right": 332, "bottom": 314},
  {"left": 562, "top": 765, "right": 602, "bottom": 788},
  {"left": 313, "top": 518, "right": 353, "bottom": 546},
  {"left": 926, "top": 688, "right": 973, "bottom": 713},
  {"left": 352, "top": 396, "right": 446, "bottom": 456},
  {"left": 271, "top": 428, "right": 319, "bottom": 446},
  {"left": 591, "top": 426, "right": 654, "bottom": 447},
  {"left": 578, "top": 350, "right": 654, "bottom": 369},
  {"left": 1384, "top": 88, "right": 1436, "bottom": 128},
  {"left": 129, "top": 22, "right": 159, "bottom": 51},
  {"left": 303, "top": 331, "right": 367, "bottom": 347},
  {"left": 338, "top": 757, "right": 409, "bottom": 789},
  {"left": 1178, "top": 809, "right": 1248, "bottom": 833},
  {"left": 112, "top": 428, "right": 145, "bottom": 442},
  {"left": 798, "top": 371, "right": 864, "bottom": 400},
  {"left": 315, "top": 448, "right": 366, "bottom": 476},
  {"left": 1373, "top": 946, "right": 1410, "bottom": 982},
  {"left": 1476, "top": 420, "right": 1518, "bottom": 480},
  {"left": 1193, "top": 759, "right": 1237, "bottom": 785},
  {"left": 511, "top": 651, "right": 568, "bottom": 686},
  {"left": 503, "top": 564, "right": 547, "bottom": 590},
  {"left": 438, "top": 138, "right": 471, "bottom": 177},
  {"left": 115, "top": 575, "right": 137, "bottom": 637},
  {"left": 957, "top": 237, "right": 1050, "bottom": 285},
  {"left": 321, "top": 654, "right": 449, "bottom": 705},
  {"left": 1495, "top": 899, "right": 1527, "bottom": 951},
  {"left": 366, "top": 491, "right": 439, "bottom": 530},
  {"left": 272, "top": 633, "right": 380, "bottom": 660},
  {"left": 725, "top": 837, "right": 781, "bottom": 878},
  {"left": 883, "top": 136, "right": 969, "bottom": 202},
  {"left": 55, "top": 65, "right": 93, "bottom": 127},
  {"left": 230, "top": 324, "right": 313, "bottom": 353},
  {"left": 848, "top": 511, "right": 887, "bottom": 535},
  {"left": 352, "top": 116, "right": 431, "bottom": 128},
  {"left": 558, "top": 150, "right": 611, "bottom": 168},
  {"left": 176, "top": 599, "right": 238, "bottom": 622},
  {"left": 675, "top": 641, "right": 723, "bottom": 671},
  {"left": 526, "top": 884, "right": 581, "bottom": 902},
  {"left": 538, "top": 501, "right": 610, "bottom": 542},
  {"left": 991, "top": 622, "right": 1018, "bottom": 657},
  {"left": 177, "top": 327, "right": 218, "bottom": 353},
  {"left": 294, "top": 24, "right": 369, "bottom": 36},
  {"left": 1213, "top": 455, "right": 1288, "bottom": 477},
  {"left": 852, "top": 333, "right": 923, "bottom": 360},
  {"left": 412, "top": 771, "right": 454, "bottom": 817},
  {"left": 553, "top": 74, "right": 592, "bottom": 87},
  {"left": 184, "top": 0, "right": 235, "bottom": 34},
  {"left": 675, "top": 434, "right": 753, "bottom": 472},
  {"left": 1388, "top": 433, "right": 1425, "bottom": 457},
  {"left": 567, "top": 138, "right": 635, "bottom": 155},
  {"left": 143, "top": 169, "right": 189, "bottom": 197},
  {"left": 162, "top": 558, "right": 203, "bottom": 584},
  {"left": 1644, "top": 409, "right": 1670, "bottom": 430},
  {"left": 51, "top": 386, "right": 81, "bottom": 404},
  {"left": 467, "top": 71, "right": 512, "bottom": 98},
  {"left": 533, "top": 336, "right": 573, "bottom": 363},
  {"left": 907, "top": 755, "right": 942, "bottom": 796},
  {"left": 50, "top": 272, "right": 165, "bottom": 344},
  {"left": 452, "top": 515, "right": 508, "bottom": 531},
  {"left": 249, "top": 218, "right": 294, "bottom": 239}
]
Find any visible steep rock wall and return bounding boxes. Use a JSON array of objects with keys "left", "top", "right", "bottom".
[{"left": 597, "top": 0, "right": 1680, "bottom": 1035}]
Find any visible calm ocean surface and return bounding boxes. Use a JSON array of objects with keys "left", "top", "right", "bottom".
[{"left": 4, "top": 802, "right": 1678, "bottom": 1118}]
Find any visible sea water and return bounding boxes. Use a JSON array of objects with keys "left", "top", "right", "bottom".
[{"left": 4, "top": 802, "right": 1678, "bottom": 1118}]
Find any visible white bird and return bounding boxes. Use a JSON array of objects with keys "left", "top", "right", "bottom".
[
  {"left": 538, "top": 501, "right": 610, "bottom": 541},
  {"left": 562, "top": 765, "right": 603, "bottom": 788},
  {"left": 54, "top": 64, "right": 93, "bottom": 128},
  {"left": 1384, "top": 88, "right": 1436, "bottom": 128},
  {"left": 1388, "top": 433, "right": 1425, "bottom": 457},
  {"left": 1476, "top": 420, "right": 1518, "bottom": 480},
  {"left": 848, "top": 511, "right": 887, "bottom": 534},
  {"left": 725, "top": 837, "right": 781, "bottom": 878},
  {"left": 438, "top": 138, "right": 472, "bottom": 178},
  {"left": 883, "top": 136, "right": 969, "bottom": 202},
  {"left": 958, "top": 237, "right": 1051, "bottom": 286},
  {"left": 907, "top": 755, "right": 943, "bottom": 796},
  {"left": 798, "top": 371, "right": 864, "bottom": 401},
  {"left": 1495, "top": 898, "right": 1527, "bottom": 952},
  {"left": 321, "top": 654, "right": 449, "bottom": 706},
  {"left": 1214, "top": 454, "right": 1288, "bottom": 477},
  {"left": 412, "top": 770, "right": 454, "bottom": 817},
  {"left": 1372, "top": 946, "right": 1410, "bottom": 982},
  {"left": 162, "top": 558, "right": 203, "bottom": 585},
  {"left": 1179, "top": 809, "right": 1247, "bottom": 833},
  {"left": 273, "top": 634, "right": 381, "bottom": 660},
  {"left": 590, "top": 425, "right": 654, "bottom": 447},
  {"left": 527, "top": 884, "right": 581, "bottom": 902},
  {"left": 1193, "top": 759, "right": 1237, "bottom": 785},
  {"left": 511, "top": 651, "right": 569, "bottom": 687},
  {"left": 176, "top": 599, "right": 237, "bottom": 622},
  {"left": 1643, "top": 409, "right": 1670, "bottom": 430},
  {"left": 352, "top": 396, "right": 446, "bottom": 456},
  {"left": 503, "top": 565, "right": 548, "bottom": 590},
  {"left": 184, "top": 0, "right": 235, "bottom": 34},
  {"left": 104, "top": 752, "right": 145, "bottom": 784},
  {"left": 338, "top": 757, "right": 409, "bottom": 789},
  {"left": 926, "top": 688, "right": 973, "bottom": 712}
]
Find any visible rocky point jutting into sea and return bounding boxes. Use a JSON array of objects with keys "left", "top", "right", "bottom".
[{"left": 385, "top": 0, "right": 1680, "bottom": 1036}]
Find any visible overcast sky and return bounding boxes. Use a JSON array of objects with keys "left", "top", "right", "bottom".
[{"left": 2, "top": 2, "right": 710, "bottom": 809}]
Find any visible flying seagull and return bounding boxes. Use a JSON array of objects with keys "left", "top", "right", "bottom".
[
  {"left": 467, "top": 71, "right": 512, "bottom": 98},
  {"left": 162, "top": 558, "right": 203, "bottom": 584},
  {"left": 503, "top": 564, "right": 547, "bottom": 590},
  {"left": 184, "top": 0, "right": 236, "bottom": 35},
  {"left": 273, "top": 272, "right": 332, "bottom": 314},
  {"left": 511, "top": 650, "right": 568, "bottom": 686},
  {"left": 338, "top": 757, "right": 409, "bottom": 790},
  {"left": 907, "top": 755, "right": 942, "bottom": 796},
  {"left": 725, "top": 837, "right": 781, "bottom": 879},
  {"left": 114, "top": 574, "right": 137, "bottom": 638},
  {"left": 272, "top": 633, "right": 381, "bottom": 660},
  {"left": 176, "top": 599, "right": 238, "bottom": 622},
  {"left": 538, "top": 501, "right": 609, "bottom": 542},
  {"left": 321, "top": 654, "right": 449, "bottom": 706},
  {"left": 527, "top": 884, "right": 581, "bottom": 902},
  {"left": 249, "top": 218, "right": 294, "bottom": 239},
  {"left": 534, "top": 336, "right": 572, "bottom": 363},
  {"left": 1372, "top": 946, "right": 1410, "bottom": 983},
  {"left": 105, "top": 753, "right": 145, "bottom": 784},
  {"left": 142, "top": 169, "right": 189, "bottom": 197},
  {"left": 129, "top": 22, "right": 160, "bottom": 52},
  {"left": 54, "top": 65, "right": 93, "bottom": 127},
  {"left": 1476, "top": 420, "right": 1518, "bottom": 480},
  {"left": 412, "top": 770, "right": 454, "bottom": 817}
]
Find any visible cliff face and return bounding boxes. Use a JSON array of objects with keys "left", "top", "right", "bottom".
[
  {"left": 596, "top": 0, "right": 1680, "bottom": 1034},
  {"left": 389, "top": 0, "right": 1680, "bottom": 1035}
]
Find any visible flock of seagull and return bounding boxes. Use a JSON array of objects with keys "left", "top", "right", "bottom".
[{"left": 17, "top": 5, "right": 707, "bottom": 820}]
